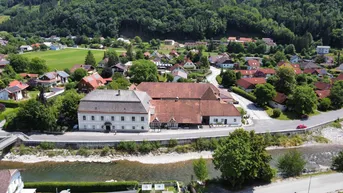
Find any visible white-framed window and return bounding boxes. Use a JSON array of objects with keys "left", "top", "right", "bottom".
[
  {"left": 214, "top": 118, "right": 218, "bottom": 122},
  {"left": 92, "top": 125, "right": 95, "bottom": 129},
  {"left": 122, "top": 126, "right": 124, "bottom": 129},
  {"left": 234, "top": 118, "right": 237, "bottom": 122},
  {"left": 84, "top": 125, "right": 86, "bottom": 129},
  {"left": 83, "top": 116, "right": 86, "bottom": 120},
  {"left": 132, "top": 126, "right": 135, "bottom": 130},
  {"left": 101, "top": 116, "right": 104, "bottom": 121},
  {"left": 121, "top": 116, "right": 125, "bottom": 121},
  {"left": 141, "top": 126, "right": 144, "bottom": 130},
  {"left": 141, "top": 117, "right": 144, "bottom": 121},
  {"left": 111, "top": 116, "right": 114, "bottom": 121},
  {"left": 91, "top": 116, "right": 94, "bottom": 121},
  {"left": 132, "top": 116, "right": 135, "bottom": 121}
]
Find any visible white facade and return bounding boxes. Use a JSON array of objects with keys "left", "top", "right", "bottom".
[
  {"left": 0, "top": 89, "right": 9, "bottom": 100},
  {"left": 7, "top": 171, "right": 24, "bottom": 193},
  {"left": 78, "top": 113, "right": 150, "bottom": 132},
  {"left": 218, "top": 63, "right": 235, "bottom": 69},
  {"left": 183, "top": 62, "right": 196, "bottom": 69},
  {"left": 269, "top": 101, "right": 287, "bottom": 111},
  {"left": 317, "top": 46, "right": 330, "bottom": 55},
  {"left": 209, "top": 116, "right": 241, "bottom": 125}
]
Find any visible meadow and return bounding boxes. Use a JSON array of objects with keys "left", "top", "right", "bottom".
[{"left": 23, "top": 48, "right": 107, "bottom": 70}]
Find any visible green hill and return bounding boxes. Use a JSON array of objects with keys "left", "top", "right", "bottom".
[{"left": 0, "top": 0, "right": 343, "bottom": 48}]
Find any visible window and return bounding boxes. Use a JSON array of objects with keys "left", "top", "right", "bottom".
[
  {"left": 234, "top": 118, "right": 237, "bottom": 122},
  {"left": 101, "top": 116, "right": 104, "bottom": 121},
  {"left": 132, "top": 116, "right": 135, "bottom": 121},
  {"left": 122, "top": 126, "right": 125, "bottom": 129},
  {"left": 214, "top": 118, "right": 218, "bottom": 122},
  {"left": 84, "top": 125, "right": 86, "bottom": 129},
  {"left": 91, "top": 116, "right": 94, "bottom": 121},
  {"left": 83, "top": 116, "right": 86, "bottom": 120},
  {"left": 141, "top": 117, "right": 144, "bottom": 121},
  {"left": 141, "top": 126, "right": 144, "bottom": 130},
  {"left": 132, "top": 126, "right": 135, "bottom": 130},
  {"left": 121, "top": 116, "right": 125, "bottom": 121},
  {"left": 92, "top": 125, "right": 95, "bottom": 129},
  {"left": 111, "top": 116, "right": 114, "bottom": 121}
]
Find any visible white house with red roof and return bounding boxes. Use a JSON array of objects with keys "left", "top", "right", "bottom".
[
  {"left": 0, "top": 169, "right": 36, "bottom": 193},
  {"left": 0, "top": 80, "right": 29, "bottom": 101},
  {"left": 246, "top": 59, "right": 260, "bottom": 70}
]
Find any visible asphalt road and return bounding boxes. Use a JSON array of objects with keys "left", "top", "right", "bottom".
[{"left": 245, "top": 173, "right": 343, "bottom": 193}]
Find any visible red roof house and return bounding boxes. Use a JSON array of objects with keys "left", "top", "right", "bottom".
[
  {"left": 78, "top": 73, "right": 106, "bottom": 93},
  {"left": 236, "top": 78, "right": 266, "bottom": 91}
]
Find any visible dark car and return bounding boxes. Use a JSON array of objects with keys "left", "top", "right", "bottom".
[
  {"left": 301, "top": 114, "right": 309, "bottom": 120},
  {"left": 233, "top": 100, "right": 239, "bottom": 104}
]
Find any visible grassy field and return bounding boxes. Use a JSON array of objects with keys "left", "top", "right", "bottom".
[
  {"left": 23, "top": 48, "right": 107, "bottom": 70},
  {"left": 265, "top": 106, "right": 320, "bottom": 120}
]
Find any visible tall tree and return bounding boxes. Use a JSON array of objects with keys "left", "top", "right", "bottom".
[
  {"left": 107, "top": 49, "right": 119, "bottom": 67},
  {"left": 129, "top": 60, "right": 158, "bottom": 83},
  {"left": 85, "top": 50, "right": 96, "bottom": 67},
  {"left": 274, "top": 51, "right": 287, "bottom": 63},
  {"left": 73, "top": 68, "right": 87, "bottom": 81},
  {"left": 330, "top": 80, "right": 343, "bottom": 108},
  {"left": 8, "top": 54, "right": 29, "bottom": 73},
  {"left": 213, "top": 129, "right": 274, "bottom": 189},
  {"left": 221, "top": 70, "right": 236, "bottom": 88},
  {"left": 275, "top": 66, "right": 296, "bottom": 95},
  {"left": 126, "top": 44, "right": 135, "bottom": 61},
  {"left": 193, "top": 157, "right": 208, "bottom": 182},
  {"left": 288, "top": 85, "right": 317, "bottom": 115},
  {"left": 199, "top": 55, "right": 209, "bottom": 69},
  {"left": 254, "top": 83, "right": 277, "bottom": 106},
  {"left": 28, "top": 57, "right": 48, "bottom": 74},
  {"left": 58, "top": 90, "right": 84, "bottom": 127}
]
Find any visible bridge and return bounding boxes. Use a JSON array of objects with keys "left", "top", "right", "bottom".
[{"left": 0, "top": 132, "right": 30, "bottom": 151}]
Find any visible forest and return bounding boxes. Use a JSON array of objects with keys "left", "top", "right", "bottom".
[{"left": 0, "top": 0, "right": 343, "bottom": 48}]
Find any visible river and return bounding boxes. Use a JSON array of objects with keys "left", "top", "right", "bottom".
[{"left": 0, "top": 144, "right": 342, "bottom": 183}]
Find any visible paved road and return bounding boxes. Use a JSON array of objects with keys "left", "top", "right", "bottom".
[
  {"left": 207, "top": 66, "right": 221, "bottom": 87},
  {"left": 245, "top": 173, "right": 343, "bottom": 193}
]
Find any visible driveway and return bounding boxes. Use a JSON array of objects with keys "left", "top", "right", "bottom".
[{"left": 207, "top": 66, "right": 221, "bottom": 87}]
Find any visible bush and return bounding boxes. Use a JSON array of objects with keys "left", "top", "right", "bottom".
[
  {"left": 272, "top": 108, "right": 281, "bottom": 118},
  {"left": 77, "top": 147, "right": 91, "bottom": 157},
  {"left": 117, "top": 141, "right": 137, "bottom": 154},
  {"left": 331, "top": 120, "right": 342, "bottom": 128},
  {"left": 175, "top": 145, "right": 194, "bottom": 153},
  {"left": 277, "top": 150, "right": 306, "bottom": 177},
  {"left": 100, "top": 146, "right": 111, "bottom": 156},
  {"left": 24, "top": 181, "right": 139, "bottom": 192},
  {"left": 193, "top": 138, "right": 211, "bottom": 151},
  {"left": 332, "top": 151, "right": 343, "bottom": 172},
  {"left": 0, "top": 103, "right": 5, "bottom": 112},
  {"left": 168, "top": 139, "right": 178, "bottom": 148},
  {"left": 313, "top": 136, "right": 329, "bottom": 143},
  {"left": 318, "top": 98, "right": 331, "bottom": 111},
  {"left": 232, "top": 86, "right": 256, "bottom": 102},
  {"left": 0, "top": 100, "right": 21, "bottom": 108},
  {"left": 47, "top": 151, "right": 57, "bottom": 157},
  {"left": 216, "top": 75, "right": 222, "bottom": 85},
  {"left": 138, "top": 140, "right": 154, "bottom": 154},
  {"left": 39, "top": 142, "right": 55, "bottom": 150}
]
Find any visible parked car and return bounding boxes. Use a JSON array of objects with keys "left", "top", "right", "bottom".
[
  {"left": 233, "top": 100, "right": 239, "bottom": 104},
  {"left": 218, "top": 85, "right": 224, "bottom": 88},
  {"left": 296, "top": 124, "right": 307, "bottom": 129},
  {"left": 301, "top": 114, "right": 309, "bottom": 120}
]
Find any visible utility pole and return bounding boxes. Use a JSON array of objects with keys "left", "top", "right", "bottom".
[{"left": 307, "top": 175, "right": 312, "bottom": 193}]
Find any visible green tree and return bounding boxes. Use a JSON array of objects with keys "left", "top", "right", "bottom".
[
  {"left": 254, "top": 83, "right": 277, "bottom": 106},
  {"left": 73, "top": 68, "right": 87, "bottom": 81},
  {"left": 107, "top": 49, "right": 120, "bottom": 67},
  {"left": 275, "top": 66, "right": 296, "bottom": 95},
  {"left": 255, "top": 44, "right": 267, "bottom": 54},
  {"left": 288, "top": 85, "right": 317, "bottom": 115},
  {"left": 8, "top": 54, "right": 29, "bottom": 73},
  {"left": 200, "top": 55, "right": 209, "bottom": 69},
  {"left": 3, "top": 65, "right": 17, "bottom": 79},
  {"left": 247, "top": 42, "right": 257, "bottom": 53},
  {"left": 0, "top": 80, "right": 5, "bottom": 89},
  {"left": 126, "top": 44, "right": 135, "bottom": 61},
  {"left": 85, "top": 50, "right": 96, "bottom": 67},
  {"left": 318, "top": 98, "right": 331, "bottom": 111},
  {"left": 221, "top": 70, "right": 237, "bottom": 88},
  {"left": 135, "top": 50, "right": 144, "bottom": 60},
  {"left": 274, "top": 51, "right": 287, "bottom": 63},
  {"left": 284, "top": 44, "right": 296, "bottom": 55},
  {"left": 28, "top": 57, "right": 48, "bottom": 74},
  {"left": 129, "top": 60, "right": 158, "bottom": 83},
  {"left": 193, "top": 157, "right": 208, "bottom": 182},
  {"left": 213, "top": 129, "right": 274, "bottom": 189},
  {"left": 134, "top": 36, "right": 142, "bottom": 44},
  {"left": 277, "top": 150, "right": 306, "bottom": 177},
  {"left": 107, "top": 77, "right": 130, "bottom": 90},
  {"left": 330, "top": 80, "right": 343, "bottom": 108},
  {"left": 58, "top": 90, "right": 84, "bottom": 127},
  {"left": 332, "top": 151, "right": 343, "bottom": 172},
  {"left": 227, "top": 42, "right": 245, "bottom": 53}
]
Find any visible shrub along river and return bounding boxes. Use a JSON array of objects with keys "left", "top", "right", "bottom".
[{"left": 0, "top": 144, "right": 342, "bottom": 183}]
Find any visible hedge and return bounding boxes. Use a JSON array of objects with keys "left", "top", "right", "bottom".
[
  {"left": 232, "top": 86, "right": 256, "bottom": 102},
  {"left": 24, "top": 181, "right": 139, "bottom": 192},
  {"left": 0, "top": 100, "right": 21, "bottom": 108},
  {"left": 216, "top": 75, "right": 222, "bottom": 85}
]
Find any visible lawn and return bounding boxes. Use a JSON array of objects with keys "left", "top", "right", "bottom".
[
  {"left": 0, "top": 107, "right": 19, "bottom": 121},
  {"left": 265, "top": 106, "right": 320, "bottom": 120},
  {"left": 23, "top": 48, "right": 107, "bottom": 70}
]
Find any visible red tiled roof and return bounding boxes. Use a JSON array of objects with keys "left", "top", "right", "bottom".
[
  {"left": 239, "top": 37, "right": 253, "bottom": 43},
  {"left": 314, "top": 82, "right": 331, "bottom": 90},
  {"left": 228, "top": 37, "right": 236, "bottom": 41},
  {"left": 247, "top": 60, "right": 260, "bottom": 67},
  {"left": 333, "top": 74, "right": 343, "bottom": 82},
  {"left": 80, "top": 73, "right": 106, "bottom": 89},
  {"left": 150, "top": 100, "right": 240, "bottom": 124},
  {"left": 316, "top": 90, "right": 330, "bottom": 99},
  {"left": 8, "top": 80, "right": 28, "bottom": 90},
  {"left": 144, "top": 52, "right": 150, "bottom": 57},
  {"left": 70, "top": 64, "right": 95, "bottom": 73},
  {"left": 256, "top": 68, "right": 276, "bottom": 75},
  {"left": 293, "top": 68, "right": 303, "bottom": 74},
  {"left": 236, "top": 78, "right": 266, "bottom": 89},
  {"left": 19, "top": 73, "right": 39, "bottom": 78},
  {"left": 0, "top": 170, "right": 18, "bottom": 193},
  {"left": 170, "top": 64, "right": 185, "bottom": 72},
  {"left": 235, "top": 70, "right": 256, "bottom": 76},
  {"left": 273, "top": 92, "right": 287, "bottom": 104},
  {"left": 136, "top": 82, "right": 219, "bottom": 100}
]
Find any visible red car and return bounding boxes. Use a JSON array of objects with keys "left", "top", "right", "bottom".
[{"left": 296, "top": 124, "right": 307, "bottom": 129}]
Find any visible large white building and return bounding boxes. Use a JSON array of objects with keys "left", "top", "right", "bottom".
[
  {"left": 0, "top": 170, "right": 36, "bottom": 193},
  {"left": 316, "top": 46, "right": 330, "bottom": 55},
  {"left": 78, "top": 89, "right": 151, "bottom": 132}
]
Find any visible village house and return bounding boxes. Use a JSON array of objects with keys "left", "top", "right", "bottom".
[
  {"left": 262, "top": 38, "right": 276, "bottom": 46},
  {"left": 70, "top": 64, "right": 96, "bottom": 74},
  {"left": 0, "top": 169, "right": 36, "bottom": 193},
  {"left": 0, "top": 80, "right": 29, "bottom": 101},
  {"left": 277, "top": 61, "right": 303, "bottom": 74},
  {"left": 36, "top": 71, "right": 70, "bottom": 87},
  {"left": 183, "top": 59, "right": 197, "bottom": 69},
  {"left": 111, "top": 63, "right": 127, "bottom": 74},
  {"left": 304, "top": 68, "right": 330, "bottom": 77},
  {"left": 144, "top": 52, "right": 151, "bottom": 59},
  {"left": 254, "top": 68, "right": 276, "bottom": 78},
  {"left": 78, "top": 89, "right": 152, "bottom": 132},
  {"left": 169, "top": 50, "right": 179, "bottom": 57},
  {"left": 333, "top": 73, "right": 343, "bottom": 83},
  {"left": 316, "top": 46, "right": 330, "bottom": 55},
  {"left": 215, "top": 55, "right": 235, "bottom": 69},
  {"left": 235, "top": 70, "right": 256, "bottom": 78},
  {"left": 78, "top": 73, "right": 106, "bottom": 93},
  {"left": 290, "top": 55, "right": 299, "bottom": 64},
  {"left": 269, "top": 92, "right": 287, "bottom": 111},
  {"left": 299, "top": 60, "right": 321, "bottom": 69},
  {"left": 19, "top": 45, "right": 33, "bottom": 52},
  {"left": 236, "top": 78, "right": 266, "bottom": 92},
  {"left": 0, "top": 39, "right": 8, "bottom": 46},
  {"left": 172, "top": 69, "right": 188, "bottom": 82},
  {"left": 98, "top": 58, "right": 108, "bottom": 68},
  {"left": 19, "top": 73, "right": 39, "bottom": 79},
  {"left": 246, "top": 59, "right": 260, "bottom": 70},
  {"left": 164, "top": 39, "right": 175, "bottom": 45},
  {"left": 316, "top": 90, "right": 331, "bottom": 99},
  {"left": 134, "top": 82, "right": 241, "bottom": 128},
  {"left": 314, "top": 82, "right": 331, "bottom": 90}
]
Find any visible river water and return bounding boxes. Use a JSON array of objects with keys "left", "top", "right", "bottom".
[{"left": 0, "top": 144, "right": 342, "bottom": 183}]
